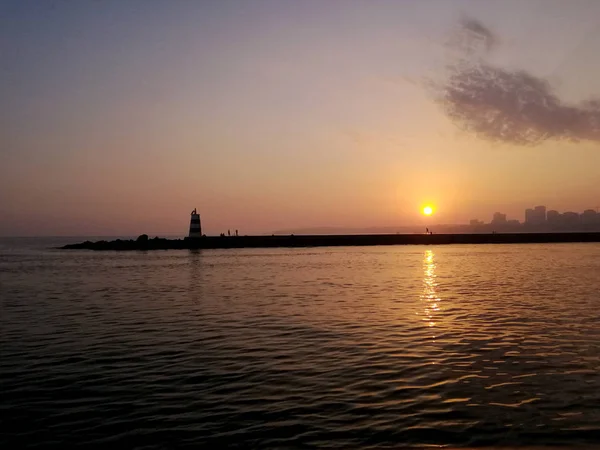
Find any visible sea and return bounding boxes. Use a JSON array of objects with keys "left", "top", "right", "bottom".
[{"left": 1, "top": 237, "right": 600, "bottom": 448}]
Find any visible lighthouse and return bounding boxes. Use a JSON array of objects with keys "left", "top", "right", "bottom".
[{"left": 189, "top": 208, "right": 202, "bottom": 238}]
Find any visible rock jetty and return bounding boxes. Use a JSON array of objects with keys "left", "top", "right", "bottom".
[{"left": 60, "top": 232, "right": 600, "bottom": 251}]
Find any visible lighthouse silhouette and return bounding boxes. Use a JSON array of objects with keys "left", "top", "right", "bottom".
[{"left": 188, "top": 208, "right": 202, "bottom": 238}]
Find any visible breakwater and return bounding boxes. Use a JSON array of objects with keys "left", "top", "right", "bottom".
[{"left": 60, "top": 232, "right": 600, "bottom": 250}]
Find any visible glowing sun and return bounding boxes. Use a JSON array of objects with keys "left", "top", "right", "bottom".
[{"left": 423, "top": 206, "right": 433, "bottom": 216}]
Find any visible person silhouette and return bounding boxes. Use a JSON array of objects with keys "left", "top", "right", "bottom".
[{"left": 228, "top": 229, "right": 230, "bottom": 237}]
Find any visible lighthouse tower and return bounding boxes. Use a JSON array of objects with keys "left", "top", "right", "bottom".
[{"left": 189, "top": 208, "right": 202, "bottom": 238}]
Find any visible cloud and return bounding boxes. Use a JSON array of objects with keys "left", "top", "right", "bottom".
[
  {"left": 434, "top": 17, "right": 600, "bottom": 146},
  {"left": 447, "top": 16, "right": 498, "bottom": 56}
]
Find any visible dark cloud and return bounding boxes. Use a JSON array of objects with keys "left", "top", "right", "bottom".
[{"left": 435, "top": 18, "right": 600, "bottom": 146}]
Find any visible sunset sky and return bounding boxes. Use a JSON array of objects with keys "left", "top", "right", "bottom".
[{"left": 2, "top": 0, "right": 600, "bottom": 236}]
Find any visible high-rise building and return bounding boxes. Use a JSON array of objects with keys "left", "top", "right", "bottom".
[
  {"left": 562, "top": 212, "right": 580, "bottom": 226},
  {"left": 525, "top": 206, "right": 547, "bottom": 225},
  {"left": 491, "top": 212, "right": 507, "bottom": 224},
  {"left": 534, "top": 206, "right": 547, "bottom": 223},
  {"left": 582, "top": 209, "right": 598, "bottom": 225},
  {"left": 547, "top": 210, "right": 560, "bottom": 224},
  {"left": 525, "top": 208, "right": 534, "bottom": 224}
]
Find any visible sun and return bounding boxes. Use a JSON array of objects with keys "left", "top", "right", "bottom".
[{"left": 423, "top": 206, "right": 433, "bottom": 216}]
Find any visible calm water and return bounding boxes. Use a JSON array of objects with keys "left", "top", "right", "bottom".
[{"left": 2, "top": 238, "right": 600, "bottom": 448}]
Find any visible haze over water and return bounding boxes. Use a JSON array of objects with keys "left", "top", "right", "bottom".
[{"left": 2, "top": 239, "right": 600, "bottom": 447}]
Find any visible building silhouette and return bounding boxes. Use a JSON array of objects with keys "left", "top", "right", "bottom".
[
  {"left": 525, "top": 206, "right": 546, "bottom": 225},
  {"left": 463, "top": 205, "right": 600, "bottom": 233},
  {"left": 534, "top": 205, "right": 546, "bottom": 223},
  {"left": 547, "top": 210, "right": 560, "bottom": 225},
  {"left": 525, "top": 208, "right": 533, "bottom": 224},
  {"left": 491, "top": 212, "right": 507, "bottom": 225},
  {"left": 582, "top": 209, "right": 598, "bottom": 225},
  {"left": 562, "top": 212, "right": 580, "bottom": 226}
]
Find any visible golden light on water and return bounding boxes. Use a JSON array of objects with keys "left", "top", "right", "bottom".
[
  {"left": 423, "top": 206, "right": 433, "bottom": 216},
  {"left": 422, "top": 249, "right": 440, "bottom": 330}
]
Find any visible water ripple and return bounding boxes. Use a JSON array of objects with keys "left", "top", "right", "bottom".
[{"left": 2, "top": 240, "right": 600, "bottom": 447}]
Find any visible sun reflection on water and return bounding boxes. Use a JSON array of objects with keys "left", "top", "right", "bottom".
[{"left": 421, "top": 249, "right": 440, "bottom": 330}]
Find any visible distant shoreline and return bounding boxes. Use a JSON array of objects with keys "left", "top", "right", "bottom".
[{"left": 60, "top": 232, "right": 600, "bottom": 251}]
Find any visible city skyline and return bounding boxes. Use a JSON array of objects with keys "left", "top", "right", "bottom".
[
  {"left": 475, "top": 205, "right": 600, "bottom": 227},
  {"left": 2, "top": 0, "right": 600, "bottom": 236}
]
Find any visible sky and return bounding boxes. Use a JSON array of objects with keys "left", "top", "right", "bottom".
[{"left": 1, "top": 0, "right": 600, "bottom": 236}]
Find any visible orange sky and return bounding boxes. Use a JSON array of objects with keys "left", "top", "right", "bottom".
[{"left": 1, "top": 0, "right": 599, "bottom": 236}]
